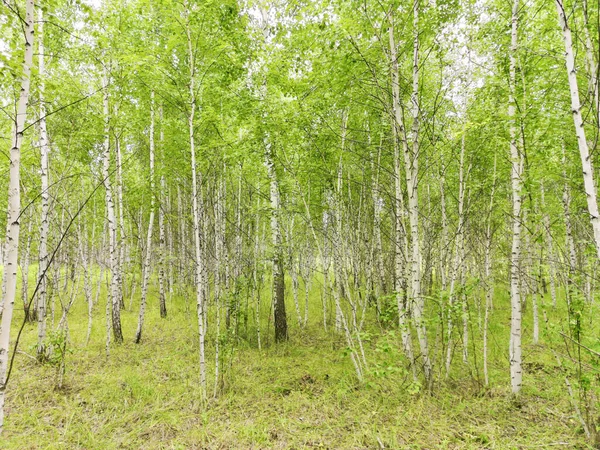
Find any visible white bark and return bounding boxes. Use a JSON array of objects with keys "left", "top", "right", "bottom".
[
  {"left": 135, "top": 91, "right": 156, "bottom": 344},
  {"left": 102, "top": 69, "right": 123, "bottom": 344},
  {"left": 158, "top": 105, "right": 167, "bottom": 318},
  {"left": 186, "top": 4, "right": 207, "bottom": 400},
  {"left": 408, "top": 0, "right": 431, "bottom": 383},
  {"left": 253, "top": 195, "right": 262, "bottom": 350},
  {"left": 214, "top": 177, "right": 225, "bottom": 397},
  {"left": 483, "top": 156, "right": 497, "bottom": 386},
  {"left": 114, "top": 122, "right": 125, "bottom": 308},
  {"left": 20, "top": 219, "right": 33, "bottom": 321},
  {"left": 440, "top": 162, "right": 449, "bottom": 292},
  {"left": 0, "top": 0, "right": 35, "bottom": 432},
  {"left": 389, "top": 17, "right": 416, "bottom": 375},
  {"left": 300, "top": 245, "right": 312, "bottom": 327},
  {"left": 36, "top": 7, "right": 51, "bottom": 357},
  {"left": 288, "top": 218, "right": 302, "bottom": 327},
  {"left": 509, "top": 0, "right": 523, "bottom": 395},
  {"left": 562, "top": 146, "right": 577, "bottom": 307},
  {"left": 541, "top": 183, "right": 557, "bottom": 308},
  {"left": 265, "top": 140, "right": 287, "bottom": 343},
  {"left": 556, "top": 0, "right": 600, "bottom": 261},
  {"left": 390, "top": 0, "right": 431, "bottom": 382},
  {"left": 80, "top": 226, "right": 93, "bottom": 346},
  {"left": 445, "top": 131, "right": 468, "bottom": 375}
]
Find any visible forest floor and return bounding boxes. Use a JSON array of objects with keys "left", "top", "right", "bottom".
[{"left": 1, "top": 273, "right": 594, "bottom": 449}]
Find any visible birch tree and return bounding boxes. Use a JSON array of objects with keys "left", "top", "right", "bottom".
[
  {"left": 508, "top": 0, "right": 523, "bottom": 395},
  {"left": 0, "top": 0, "right": 35, "bottom": 433},
  {"left": 555, "top": 0, "right": 600, "bottom": 261}
]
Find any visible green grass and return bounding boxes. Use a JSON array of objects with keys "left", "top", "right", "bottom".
[{"left": 1, "top": 267, "right": 595, "bottom": 449}]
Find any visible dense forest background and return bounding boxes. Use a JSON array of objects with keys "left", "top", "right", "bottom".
[{"left": 2, "top": 0, "right": 600, "bottom": 447}]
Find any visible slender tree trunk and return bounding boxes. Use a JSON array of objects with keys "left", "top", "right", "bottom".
[
  {"left": 562, "top": 145, "right": 577, "bottom": 307},
  {"left": 115, "top": 126, "right": 126, "bottom": 308},
  {"left": 186, "top": 4, "right": 207, "bottom": 399},
  {"left": 446, "top": 132, "right": 467, "bottom": 375},
  {"left": 214, "top": 176, "right": 225, "bottom": 397},
  {"left": 322, "top": 209, "right": 330, "bottom": 331},
  {"left": 253, "top": 195, "right": 262, "bottom": 349},
  {"left": 20, "top": 219, "right": 33, "bottom": 322},
  {"left": 157, "top": 105, "right": 167, "bottom": 318},
  {"left": 135, "top": 91, "right": 156, "bottom": 344},
  {"left": 390, "top": 1, "right": 431, "bottom": 383},
  {"left": 81, "top": 224, "right": 93, "bottom": 346},
  {"left": 102, "top": 69, "right": 123, "bottom": 344},
  {"left": 483, "top": 156, "right": 497, "bottom": 386},
  {"left": 36, "top": 8, "right": 50, "bottom": 342},
  {"left": 440, "top": 161, "right": 449, "bottom": 292},
  {"left": 288, "top": 218, "right": 302, "bottom": 327},
  {"left": 556, "top": 0, "right": 600, "bottom": 260},
  {"left": 389, "top": 11, "right": 416, "bottom": 376},
  {"left": 407, "top": 0, "right": 431, "bottom": 383},
  {"left": 509, "top": 0, "right": 523, "bottom": 395},
  {"left": 177, "top": 186, "right": 185, "bottom": 289},
  {"left": 541, "top": 183, "right": 557, "bottom": 308},
  {"left": 301, "top": 245, "right": 312, "bottom": 327},
  {"left": 265, "top": 141, "right": 288, "bottom": 343},
  {"left": 0, "top": 0, "right": 35, "bottom": 432}
]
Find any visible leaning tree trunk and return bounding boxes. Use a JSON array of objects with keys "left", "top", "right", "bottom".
[
  {"left": 0, "top": 0, "right": 35, "bottom": 434},
  {"left": 556, "top": 0, "right": 600, "bottom": 261}
]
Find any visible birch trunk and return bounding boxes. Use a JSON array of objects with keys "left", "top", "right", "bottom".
[
  {"left": 134, "top": 91, "right": 156, "bottom": 344},
  {"left": 322, "top": 209, "right": 330, "bottom": 331},
  {"left": 408, "top": 0, "right": 431, "bottom": 383},
  {"left": 186, "top": 2, "right": 207, "bottom": 400},
  {"left": 115, "top": 127, "right": 126, "bottom": 308},
  {"left": 541, "top": 183, "right": 557, "bottom": 308},
  {"left": 391, "top": 0, "right": 431, "bottom": 382},
  {"left": 445, "top": 132, "right": 467, "bottom": 375},
  {"left": 36, "top": 8, "right": 51, "bottom": 342},
  {"left": 288, "top": 218, "right": 302, "bottom": 327},
  {"left": 265, "top": 142, "right": 288, "bottom": 343},
  {"left": 389, "top": 10, "right": 416, "bottom": 374},
  {"left": 301, "top": 245, "right": 312, "bottom": 327},
  {"left": 556, "top": 0, "right": 600, "bottom": 260},
  {"left": 509, "top": 0, "right": 523, "bottom": 395},
  {"left": 158, "top": 105, "right": 167, "bottom": 318},
  {"left": 562, "top": 146, "right": 577, "bottom": 307},
  {"left": 81, "top": 227, "right": 93, "bottom": 346},
  {"left": 20, "top": 219, "right": 33, "bottom": 322},
  {"left": 440, "top": 162, "right": 449, "bottom": 292},
  {"left": 483, "top": 156, "right": 497, "bottom": 386},
  {"left": 214, "top": 177, "right": 225, "bottom": 397},
  {"left": 102, "top": 69, "right": 123, "bottom": 344},
  {"left": 253, "top": 195, "right": 262, "bottom": 349},
  {"left": 0, "top": 0, "right": 35, "bottom": 432}
]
